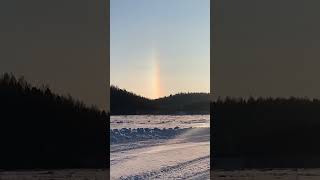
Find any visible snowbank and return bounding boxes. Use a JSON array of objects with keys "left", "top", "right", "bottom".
[{"left": 110, "top": 127, "right": 192, "bottom": 144}]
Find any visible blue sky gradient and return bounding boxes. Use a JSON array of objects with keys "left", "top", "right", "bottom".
[{"left": 111, "top": 0, "right": 209, "bottom": 99}]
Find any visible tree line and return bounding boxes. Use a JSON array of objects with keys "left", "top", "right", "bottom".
[
  {"left": 212, "top": 97, "right": 320, "bottom": 168},
  {"left": 0, "top": 73, "right": 109, "bottom": 170},
  {"left": 110, "top": 85, "right": 210, "bottom": 115}
]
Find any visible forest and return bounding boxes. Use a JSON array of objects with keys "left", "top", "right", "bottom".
[
  {"left": 110, "top": 85, "right": 210, "bottom": 115},
  {"left": 0, "top": 73, "right": 109, "bottom": 170},
  {"left": 212, "top": 97, "right": 320, "bottom": 168}
]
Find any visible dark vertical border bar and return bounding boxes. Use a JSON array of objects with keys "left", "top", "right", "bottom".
[
  {"left": 106, "top": 0, "right": 111, "bottom": 178},
  {"left": 210, "top": 0, "right": 214, "bottom": 178}
]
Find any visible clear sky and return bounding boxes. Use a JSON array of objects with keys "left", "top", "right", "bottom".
[{"left": 111, "top": 0, "right": 210, "bottom": 99}]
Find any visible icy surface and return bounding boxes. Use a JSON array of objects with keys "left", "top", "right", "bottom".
[{"left": 110, "top": 115, "right": 210, "bottom": 180}]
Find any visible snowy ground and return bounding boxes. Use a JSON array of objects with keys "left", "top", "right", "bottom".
[
  {"left": 0, "top": 169, "right": 108, "bottom": 180},
  {"left": 110, "top": 115, "right": 210, "bottom": 180},
  {"left": 111, "top": 115, "right": 209, "bottom": 129},
  {"left": 212, "top": 169, "right": 320, "bottom": 180}
]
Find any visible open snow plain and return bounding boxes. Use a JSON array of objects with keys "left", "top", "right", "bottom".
[{"left": 110, "top": 115, "right": 210, "bottom": 180}]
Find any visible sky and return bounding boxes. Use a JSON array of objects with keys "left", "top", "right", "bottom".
[
  {"left": 111, "top": 0, "right": 210, "bottom": 99},
  {"left": 212, "top": 0, "right": 320, "bottom": 99},
  {"left": 0, "top": 0, "right": 109, "bottom": 111}
]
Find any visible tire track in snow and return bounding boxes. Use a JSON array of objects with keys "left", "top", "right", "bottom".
[{"left": 121, "top": 155, "right": 210, "bottom": 180}]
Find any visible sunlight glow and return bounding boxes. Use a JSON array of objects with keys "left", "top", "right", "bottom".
[{"left": 151, "top": 48, "right": 163, "bottom": 99}]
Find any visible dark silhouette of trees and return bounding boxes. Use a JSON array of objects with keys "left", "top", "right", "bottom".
[
  {"left": 110, "top": 85, "right": 156, "bottom": 114},
  {"left": 0, "top": 73, "right": 109, "bottom": 170},
  {"left": 211, "top": 97, "right": 320, "bottom": 168},
  {"left": 155, "top": 92, "right": 210, "bottom": 114},
  {"left": 110, "top": 85, "right": 210, "bottom": 115}
]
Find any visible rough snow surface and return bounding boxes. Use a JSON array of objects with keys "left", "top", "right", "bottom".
[
  {"left": 110, "top": 115, "right": 210, "bottom": 180},
  {"left": 0, "top": 169, "right": 107, "bottom": 180},
  {"left": 111, "top": 115, "right": 209, "bottom": 129},
  {"left": 110, "top": 127, "right": 193, "bottom": 144},
  {"left": 212, "top": 169, "right": 320, "bottom": 180}
]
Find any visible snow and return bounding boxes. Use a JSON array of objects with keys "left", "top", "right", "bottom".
[
  {"left": 110, "top": 115, "right": 210, "bottom": 180},
  {"left": 110, "top": 115, "right": 209, "bottom": 129},
  {"left": 0, "top": 169, "right": 107, "bottom": 180},
  {"left": 110, "top": 127, "right": 193, "bottom": 144},
  {"left": 212, "top": 169, "right": 320, "bottom": 180}
]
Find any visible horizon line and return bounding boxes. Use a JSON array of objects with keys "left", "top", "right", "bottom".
[{"left": 110, "top": 85, "right": 210, "bottom": 100}]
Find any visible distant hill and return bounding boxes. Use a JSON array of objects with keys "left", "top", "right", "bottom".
[{"left": 110, "top": 85, "right": 210, "bottom": 115}]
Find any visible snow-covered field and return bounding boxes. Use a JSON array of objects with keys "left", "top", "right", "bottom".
[
  {"left": 0, "top": 169, "right": 108, "bottom": 180},
  {"left": 212, "top": 169, "right": 320, "bottom": 180},
  {"left": 110, "top": 115, "right": 210, "bottom": 180},
  {"left": 110, "top": 115, "right": 209, "bottom": 129}
]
